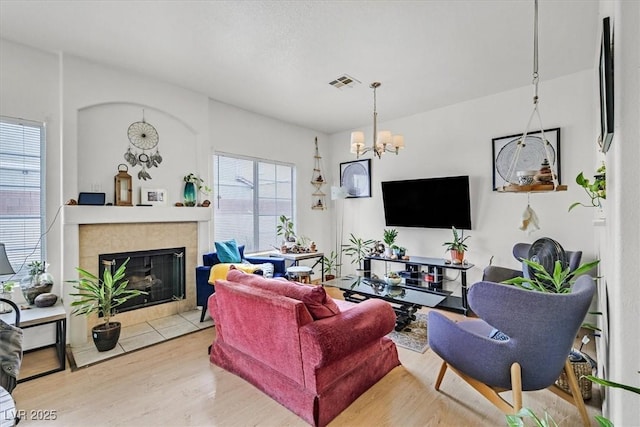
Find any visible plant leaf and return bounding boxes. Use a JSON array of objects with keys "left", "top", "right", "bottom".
[{"left": 585, "top": 375, "right": 640, "bottom": 394}]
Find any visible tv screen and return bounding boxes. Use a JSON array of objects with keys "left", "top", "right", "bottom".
[{"left": 381, "top": 175, "right": 472, "bottom": 230}]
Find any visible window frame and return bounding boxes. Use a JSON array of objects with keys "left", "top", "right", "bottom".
[
  {"left": 0, "top": 115, "right": 46, "bottom": 277},
  {"left": 213, "top": 152, "right": 295, "bottom": 253}
]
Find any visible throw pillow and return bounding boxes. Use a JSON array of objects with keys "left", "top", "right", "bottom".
[
  {"left": 215, "top": 240, "right": 242, "bottom": 263},
  {"left": 301, "top": 286, "right": 341, "bottom": 320}
]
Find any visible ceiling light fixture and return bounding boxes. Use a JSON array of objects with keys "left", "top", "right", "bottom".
[{"left": 350, "top": 82, "right": 404, "bottom": 159}]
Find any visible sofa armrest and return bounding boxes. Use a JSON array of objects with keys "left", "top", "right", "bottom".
[
  {"left": 299, "top": 298, "right": 395, "bottom": 366},
  {"left": 244, "top": 255, "right": 286, "bottom": 275}
]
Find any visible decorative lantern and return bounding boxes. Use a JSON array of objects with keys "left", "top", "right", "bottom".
[{"left": 114, "top": 164, "right": 133, "bottom": 206}]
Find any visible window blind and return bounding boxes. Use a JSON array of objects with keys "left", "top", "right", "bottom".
[
  {"left": 0, "top": 117, "right": 45, "bottom": 277},
  {"left": 214, "top": 153, "right": 294, "bottom": 252}
]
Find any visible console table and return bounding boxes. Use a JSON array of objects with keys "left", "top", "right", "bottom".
[
  {"left": 0, "top": 302, "right": 67, "bottom": 382},
  {"left": 364, "top": 255, "right": 474, "bottom": 315}
]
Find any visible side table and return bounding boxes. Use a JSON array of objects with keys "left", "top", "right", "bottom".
[{"left": 0, "top": 302, "right": 67, "bottom": 382}]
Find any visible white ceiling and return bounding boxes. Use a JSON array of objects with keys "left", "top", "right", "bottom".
[{"left": 0, "top": 0, "right": 598, "bottom": 134}]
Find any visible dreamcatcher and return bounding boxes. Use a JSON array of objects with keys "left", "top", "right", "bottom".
[{"left": 123, "top": 110, "right": 162, "bottom": 180}]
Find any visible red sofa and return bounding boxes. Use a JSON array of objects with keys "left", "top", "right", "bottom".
[{"left": 209, "top": 269, "right": 400, "bottom": 427}]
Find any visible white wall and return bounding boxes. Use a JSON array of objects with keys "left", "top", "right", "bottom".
[
  {"left": 0, "top": 40, "right": 62, "bottom": 301},
  {"left": 597, "top": 1, "right": 640, "bottom": 424},
  {"left": 329, "top": 70, "right": 597, "bottom": 285}
]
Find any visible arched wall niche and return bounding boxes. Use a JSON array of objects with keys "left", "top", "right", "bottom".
[{"left": 77, "top": 102, "right": 198, "bottom": 205}]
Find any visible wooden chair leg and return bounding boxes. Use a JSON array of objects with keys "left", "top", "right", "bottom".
[
  {"left": 510, "top": 362, "right": 522, "bottom": 414},
  {"left": 548, "top": 360, "right": 590, "bottom": 427},
  {"left": 434, "top": 361, "right": 447, "bottom": 390}
]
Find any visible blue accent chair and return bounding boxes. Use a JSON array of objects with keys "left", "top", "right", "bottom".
[
  {"left": 428, "top": 275, "right": 595, "bottom": 426},
  {"left": 195, "top": 245, "right": 286, "bottom": 321}
]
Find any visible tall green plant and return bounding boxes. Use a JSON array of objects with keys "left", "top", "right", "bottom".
[
  {"left": 343, "top": 233, "right": 374, "bottom": 270},
  {"left": 69, "top": 258, "right": 147, "bottom": 326}
]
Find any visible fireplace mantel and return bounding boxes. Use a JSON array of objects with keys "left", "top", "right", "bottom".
[{"left": 63, "top": 205, "right": 211, "bottom": 225}]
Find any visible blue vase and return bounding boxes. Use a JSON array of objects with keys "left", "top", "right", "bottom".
[{"left": 183, "top": 182, "right": 197, "bottom": 207}]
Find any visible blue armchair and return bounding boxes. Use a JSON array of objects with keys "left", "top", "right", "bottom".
[
  {"left": 195, "top": 245, "right": 286, "bottom": 321},
  {"left": 428, "top": 275, "right": 595, "bottom": 426}
]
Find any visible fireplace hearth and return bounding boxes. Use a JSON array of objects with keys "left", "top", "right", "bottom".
[{"left": 98, "top": 247, "right": 186, "bottom": 314}]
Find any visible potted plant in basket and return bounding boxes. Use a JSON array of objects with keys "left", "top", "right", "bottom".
[
  {"left": 443, "top": 226, "right": 470, "bottom": 264},
  {"left": 69, "top": 258, "right": 147, "bottom": 352},
  {"left": 343, "top": 233, "right": 375, "bottom": 276}
]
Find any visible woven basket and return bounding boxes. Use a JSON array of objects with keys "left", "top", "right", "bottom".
[{"left": 556, "top": 361, "right": 593, "bottom": 400}]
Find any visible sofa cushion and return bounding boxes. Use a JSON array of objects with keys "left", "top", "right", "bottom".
[
  {"left": 302, "top": 286, "right": 341, "bottom": 320},
  {"left": 215, "top": 239, "right": 242, "bottom": 263}
]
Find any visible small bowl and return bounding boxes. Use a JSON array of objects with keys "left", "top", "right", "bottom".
[
  {"left": 385, "top": 275, "right": 402, "bottom": 286},
  {"left": 517, "top": 170, "right": 537, "bottom": 186}
]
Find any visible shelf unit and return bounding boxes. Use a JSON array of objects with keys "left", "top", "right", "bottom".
[
  {"left": 311, "top": 137, "right": 326, "bottom": 210},
  {"left": 364, "top": 255, "right": 474, "bottom": 315},
  {"left": 497, "top": 183, "right": 567, "bottom": 193}
]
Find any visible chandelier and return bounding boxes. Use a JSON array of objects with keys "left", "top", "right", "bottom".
[{"left": 350, "top": 82, "right": 404, "bottom": 159}]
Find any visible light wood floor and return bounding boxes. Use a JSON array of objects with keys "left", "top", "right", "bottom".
[{"left": 13, "top": 307, "right": 601, "bottom": 427}]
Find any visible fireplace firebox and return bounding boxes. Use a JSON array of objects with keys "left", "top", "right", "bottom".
[{"left": 98, "top": 247, "right": 185, "bottom": 314}]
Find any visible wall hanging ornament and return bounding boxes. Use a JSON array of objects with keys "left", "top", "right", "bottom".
[{"left": 124, "top": 110, "right": 162, "bottom": 180}]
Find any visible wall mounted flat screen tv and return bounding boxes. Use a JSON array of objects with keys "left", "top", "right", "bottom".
[{"left": 381, "top": 175, "right": 472, "bottom": 230}]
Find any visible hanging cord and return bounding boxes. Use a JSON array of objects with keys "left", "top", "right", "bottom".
[{"left": 507, "top": 0, "right": 558, "bottom": 189}]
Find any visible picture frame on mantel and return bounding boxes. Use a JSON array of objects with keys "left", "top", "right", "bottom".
[
  {"left": 598, "top": 17, "right": 614, "bottom": 153},
  {"left": 340, "top": 159, "right": 371, "bottom": 198},
  {"left": 492, "top": 128, "right": 561, "bottom": 191},
  {"left": 141, "top": 188, "right": 167, "bottom": 206}
]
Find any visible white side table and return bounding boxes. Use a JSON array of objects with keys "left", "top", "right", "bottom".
[{"left": 0, "top": 302, "right": 67, "bottom": 382}]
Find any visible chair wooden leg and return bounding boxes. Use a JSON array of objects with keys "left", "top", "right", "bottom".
[
  {"left": 548, "top": 360, "right": 590, "bottom": 427},
  {"left": 448, "top": 365, "right": 515, "bottom": 415},
  {"left": 510, "top": 362, "right": 522, "bottom": 414},
  {"left": 434, "top": 361, "right": 447, "bottom": 390}
]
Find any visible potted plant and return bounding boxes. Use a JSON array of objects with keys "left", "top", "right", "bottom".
[
  {"left": 276, "top": 215, "right": 296, "bottom": 244},
  {"left": 391, "top": 245, "right": 406, "bottom": 259},
  {"left": 383, "top": 229, "right": 398, "bottom": 258},
  {"left": 443, "top": 226, "right": 470, "bottom": 264},
  {"left": 69, "top": 258, "right": 147, "bottom": 352},
  {"left": 322, "top": 250, "right": 340, "bottom": 281},
  {"left": 183, "top": 173, "right": 211, "bottom": 207},
  {"left": 568, "top": 163, "right": 606, "bottom": 212},
  {"left": 343, "top": 233, "right": 375, "bottom": 276}
]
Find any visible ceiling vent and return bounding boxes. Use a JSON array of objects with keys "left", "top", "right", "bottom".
[{"left": 329, "top": 74, "right": 361, "bottom": 90}]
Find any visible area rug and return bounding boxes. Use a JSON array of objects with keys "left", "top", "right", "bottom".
[{"left": 387, "top": 312, "right": 429, "bottom": 353}]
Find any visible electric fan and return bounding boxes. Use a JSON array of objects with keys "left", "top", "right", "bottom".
[{"left": 527, "top": 237, "right": 568, "bottom": 290}]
